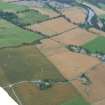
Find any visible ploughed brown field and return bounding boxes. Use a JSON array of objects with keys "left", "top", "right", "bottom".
[
  {"left": 30, "top": 17, "right": 77, "bottom": 36},
  {"left": 37, "top": 39, "right": 100, "bottom": 80},
  {"left": 14, "top": 82, "right": 79, "bottom": 105},
  {"left": 51, "top": 28, "right": 97, "bottom": 46},
  {"left": 72, "top": 64, "right": 105, "bottom": 105},
  {"left": 62, "top": 7, "right": 86, "bottom": 24}
]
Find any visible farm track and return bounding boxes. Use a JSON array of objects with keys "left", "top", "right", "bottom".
[{"left": 11, "top": 87, "right": 23, "bottom": 105}]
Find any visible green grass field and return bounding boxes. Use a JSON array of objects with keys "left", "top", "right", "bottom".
[
  {"left": 17, "top": 10, "right": 49, "bottom": 25},
  {"left": 0, "top": 1, "right": 49, "bottom": 26},
  {"left": 0, "top": 1, "right": 28, "bottom": 12},
  {"left": 99, "top": 14, "right": 105, "bottom": 20},
  {"left": 0, "top": 46, "right": 64, "bottom": 84},
  {"left": 83, "top": 36, "right": 105, "bottom": 53},
  {"left": 0, "top": 19, "right": 43, "bottom": 48},
  {"left": 98, "top": 3, "right": 105, "bottom": 10},
  {"left": 61, "top": 96, "right": 90, "bottom": 105}
]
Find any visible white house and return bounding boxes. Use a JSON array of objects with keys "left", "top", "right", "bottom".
[{"left": 0, "top": 87, "right": 18, "bottom": 105}]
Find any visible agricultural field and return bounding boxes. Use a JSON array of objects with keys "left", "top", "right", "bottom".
[
  {"left": 13, "top": 82, "right": 90, "bottom": 105},
  {"left": 0, "top": 0, "right": 105, "bottom": 105},
  {"left": 62, "top": 7, "right": 86, "bottom": 24},
  {"left": 37, "top": 39, "right": 100, "bottom": 80},
  {"left": 47, "top": 49, "right": 100, "bottom": 80},
  {"left": 0, "top": 45, "right": 64, "bottom": 85},
  {"left": 0, "top": 1, "right": 49, "bottom": 26},
  {"left": 83, "top": 36, "right": 105, "bottom": 53},
  {"left": 30, "top": 17, "right": 77, "bottom": 36},
  {"left": 61, "top": 96, "right": 90, "bottom": 105},
  {"left": 12, "top": 1, "right": 59, "bottom": 18},
  {"left": 88, "top": 28, "right": 105, "bottom": 36},
  {"left": 31, "top": 6, "right": 59, "bottom": 18},
  {"left": 16, "top": 10, "right": 49, "bottom": 25},
  {"left": 51, "top": 28, "right": 97, "bottom": 46},
  {"left": 0, "top": 19, "right": 43, "bottom": 48},
  {"left": 36, "top": 39, "right": 63, "bottom": 56},
  {"left": 0, "top": 1, "right": 28, "bottom": 12},
  {"left": 72, "top": 64, "right": 105, "bottom": 105}
]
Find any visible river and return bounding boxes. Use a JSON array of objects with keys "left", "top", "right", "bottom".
[{"left": 80, "top": 3, "right": 96, "bottom": 26}]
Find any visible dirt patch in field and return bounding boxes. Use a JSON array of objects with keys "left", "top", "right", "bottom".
[
  {"left": 37, "top": 39, "right": 100, "bottom": 80},
  {"left": 62, "top": 7, "right": 86, "bottom": 24},
  {"left": 51, "top": 28, "right": 97, "bottom": 46},
  {"left": 14, "top": 82, "right": 78, "bottom": 105},
  {"left": 30, "top": 17, "right": 77, "bottom": 36},
  {"left": 72, "top": 64, "right": 105, "bottom": 104}
]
